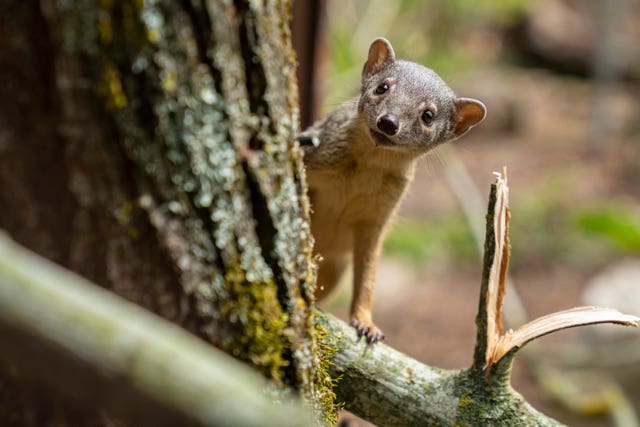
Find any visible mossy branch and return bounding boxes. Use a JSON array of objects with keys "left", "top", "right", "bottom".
[
  {"left": 317, "top": 169, "right": 638, "bottom": 426},
  {"left": 316, "top": 310, "right": 562, "bottom": 426},
  {"left": 0, "top": 168, "right": 637, "bottom": 426},
  {"left": 0, "top": 232, "right": 312, "bottom": 427}
]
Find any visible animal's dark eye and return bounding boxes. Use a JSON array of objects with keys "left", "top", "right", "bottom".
[
  {"left": 422, "top": 109, "right": 435, "bottom": 126},
  {"left": 375, "top": 82, "right": 389, "bottom": 95}
]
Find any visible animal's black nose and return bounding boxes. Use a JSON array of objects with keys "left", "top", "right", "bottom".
[{"left": 377, "top": 114, "right": 399, "bottom": 136}]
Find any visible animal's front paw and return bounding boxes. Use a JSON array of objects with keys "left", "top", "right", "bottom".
[{"left": 349, "top": 316, "right": 385, "bottom": 344}]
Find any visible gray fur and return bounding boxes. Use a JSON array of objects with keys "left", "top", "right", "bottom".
[{"left": 299, "top": 37, "right": 485, "bottom": 343}]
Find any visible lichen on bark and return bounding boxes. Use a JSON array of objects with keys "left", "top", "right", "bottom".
[
  {"left": 317, "top": 310, "right": 563, "bottom": 426},
  {"left": 54, "top": 0, "right": 322, "bottom": 412}
]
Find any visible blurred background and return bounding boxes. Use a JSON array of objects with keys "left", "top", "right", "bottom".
[{"left": 292, "top": 0, "right": 640, "bottom": 425}]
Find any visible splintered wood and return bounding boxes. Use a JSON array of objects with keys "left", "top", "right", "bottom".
[
  {"left": 484, "top": 168, "right": 510, "bottom": 368},
  {"left": 491, "top": 307, "right": 640, "bottom": 365},
  {"left": 479, "top": 168, "right": 640, "bottom": 371}
]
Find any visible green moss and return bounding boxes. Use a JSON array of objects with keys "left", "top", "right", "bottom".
[
  {"left": 450, "top": 368, "right": 563, "bottom": 426},
  {"left": 94, "top": 0, "right": 150, "bottom": 110},
  {"left": 97, "top": 0, "right": 113, "bottom": 44},
  {"left": 96, "top": 62, "right": 128, "bottom": 109},
  {"left": 422, "top": 382, "right": 431, "bottom": 395},
  {"left": 115, "top": 201, "right": 134, "bottom": 225},
  {"left": 458, "top": 394, "right": 473, "bottom": 408},
  {"left": 97, "top": 0, "right": 147, "bottom": 47},
  {"left": 313, "top": 320, "right": 341, "bottom": 426},
  {"left": 221, "top": 262, "right": 290, "bottom": 384}
]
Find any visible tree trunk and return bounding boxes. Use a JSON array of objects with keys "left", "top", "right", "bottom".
[{"left": 0, "top": 0, "right": 320, "bottom": 424}]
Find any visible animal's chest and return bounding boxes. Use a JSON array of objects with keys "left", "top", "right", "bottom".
[{"left": 308, "top": 161, "right": 410, "bottom": 230}]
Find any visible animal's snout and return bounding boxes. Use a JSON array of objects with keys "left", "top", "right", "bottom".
[{"left": 376, "top": 114, "right": 399, "bottom": 136}]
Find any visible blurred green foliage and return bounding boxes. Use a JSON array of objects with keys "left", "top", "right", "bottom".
[
  {"left": 327, "top": 0, "right": 640, "bottom": 273},
  {"left": 575, "top": 206, "right": 640, "bottom": 253},
  {"left": 325, "top": 0, "right": 530, "bottom": 110},
  {"left": 383, "top": 214, "right": 476, "bottom": 267},
  {"left": 384, "top": 194, "right": 640, "bottom": 271},
  {"left": 508, "top": 174, "right": 640, "bottom": 269}
]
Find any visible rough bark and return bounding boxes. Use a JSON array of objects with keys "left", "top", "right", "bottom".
[
  {"left": 317, "top": 311, "right": 561, "bottom": 426},
  {"left": 0, "top": 0, "right": 321, "bottom": 424},
  {"left": 0, "top": 233, "right": 312, "bottom": 427},
  {"left": 0, "top": 226, "right": 561, "bottom": 427},
  {"left": 4, "top": 2, "right": 634, "bottom": 427}
]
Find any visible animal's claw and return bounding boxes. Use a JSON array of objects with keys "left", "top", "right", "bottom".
[{"left": 350, "top": 317, "right": 385, "bottom": 344}]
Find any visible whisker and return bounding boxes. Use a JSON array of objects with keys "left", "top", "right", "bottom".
[
  {"left": 417, "top": 151, "right": 439, "bottom": 179},
  {"left": 432, "top": 146, "right": 448, "bottom": 169}
]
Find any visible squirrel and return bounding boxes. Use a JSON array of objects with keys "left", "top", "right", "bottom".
[{"left": 300, "top": 38, "right": 486, "bottom": 343}]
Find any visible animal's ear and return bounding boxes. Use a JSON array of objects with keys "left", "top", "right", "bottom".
[
  {"left": 451, "top": 98, "right": 486, "bottom": 138},
  {"left": 362, "top": 38, "right": 395, "bottom": 78}
]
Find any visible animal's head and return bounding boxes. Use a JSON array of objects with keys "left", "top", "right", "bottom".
[{"left": 359, "top": 38, "right": 486, "bottom": 154}]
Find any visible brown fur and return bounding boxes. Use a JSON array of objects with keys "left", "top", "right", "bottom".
[{"left": 301, "top": 38, "right": 486, "bottom": 342}]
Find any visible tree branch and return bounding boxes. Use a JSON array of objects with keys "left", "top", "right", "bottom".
[
  {"left": 0, "top": 232, "right": 312, "bottom": 427},
  {"left": 317, "top": 311, "right": 560, "bottom": 426},
  {"left": 318, "top": 169, "right": 638, "bottom": 426},
  {"left": 1, "top": 167, "right": 637, "bottom": 426}
]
